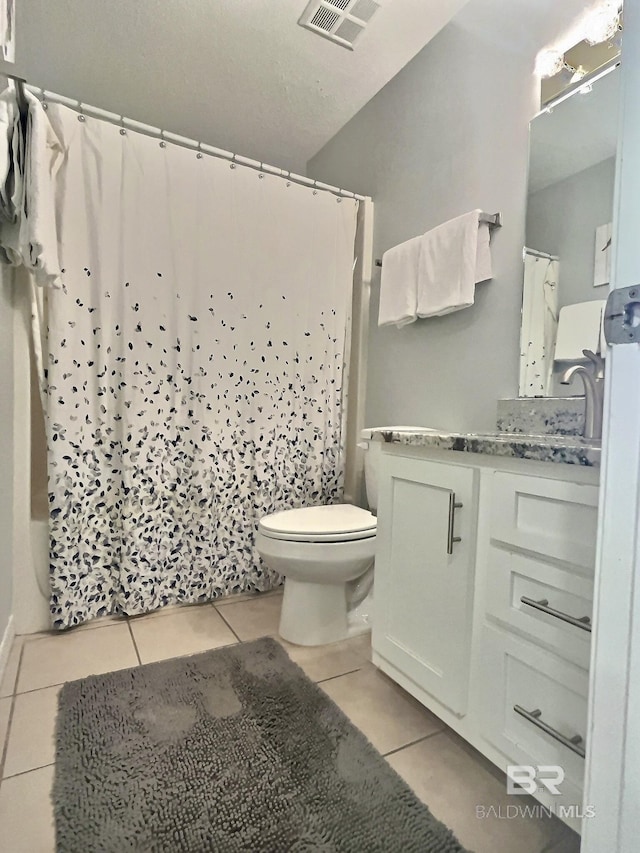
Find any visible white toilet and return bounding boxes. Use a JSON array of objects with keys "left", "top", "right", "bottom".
[{"left": 255, "top": 428, "right": 393, "bottom": 646}]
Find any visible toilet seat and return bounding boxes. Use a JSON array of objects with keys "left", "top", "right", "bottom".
[{"left": 258, "top": 504, "right": 376, "bottom": 543}]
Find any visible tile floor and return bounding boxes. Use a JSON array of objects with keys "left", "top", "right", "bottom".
[{"left": 0, "top": 591, "right": 580, "bottom": 853}]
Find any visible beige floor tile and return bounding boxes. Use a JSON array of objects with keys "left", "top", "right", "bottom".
[
  {"left": 69, "top": 613, "right": 127, "bottom": 632},
  {"left": 3, "top": 686, "right": 61, "bottom": 778},
  {"left": 320, "top": 663, "right": 444, "bottom": 754},
  {"left": 130, "top": 606, "right": 237, "bottom": 664},
  {"left": 276, "top": 632, "right": 371, "bottom": 682},
  {"left": 17, "top": 623, "right": 138, "bottom": 693},
  {"left": 387, "top": 730, "right": 575, "bottom": 853},
  {"left": 128, "top": 603, "right": 188, "bottom": 621},
  {"left": 0, "top": 637, "right": 23, "bottom": 698},
  {"left": 0, "top": 697, "right": 11, "bottom": 758},
  {"left": 0, "top": 765, "right": 55, "bottom": 853},
  {"left": 215, "top": 592, "right": 283, "bottom": 641},
  {"left": 214, "top": 588, "right": 284, "bottom": 607}
]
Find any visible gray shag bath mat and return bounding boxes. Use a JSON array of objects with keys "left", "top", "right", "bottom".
[{"left": 54, "top": 637, "right": 469, "bottom": 852}]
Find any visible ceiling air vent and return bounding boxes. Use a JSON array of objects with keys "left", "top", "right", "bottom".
[{"left": 298, "top": 0, "right": 383, "bottom": 50}]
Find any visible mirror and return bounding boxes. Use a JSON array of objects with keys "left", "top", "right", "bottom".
[{"left": 519, "top": 63, "right": 620, "bottom": 397}]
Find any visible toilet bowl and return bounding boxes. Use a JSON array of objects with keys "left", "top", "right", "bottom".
[
  {"left": 256, "top": 504, "right": 376, "bottom": 645},
  {"left": 256, "top": 426, "right": 438, "bottom": 646}
]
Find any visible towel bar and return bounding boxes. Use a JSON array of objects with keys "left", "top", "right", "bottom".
[{"left": 375, "top": 211, "right": 502, "bottom": 267}]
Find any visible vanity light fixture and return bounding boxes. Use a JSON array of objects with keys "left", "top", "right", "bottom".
[
  {"left": 535, "top": 2, "right": 622, "bottom": 107},
  {"left": 535, "top": 2, "right": 622, "bottom": 82}
]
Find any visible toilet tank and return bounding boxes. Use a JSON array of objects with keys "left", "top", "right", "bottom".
[{"left": 359, "top": 426, "right": 443, "bottom": 514}]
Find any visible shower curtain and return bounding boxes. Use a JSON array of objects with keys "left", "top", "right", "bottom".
[
  {"left": 519, "top": 250, "right": 559, "bottom": 397},
  {"left": 43, "top": 104, "right": 358, "bottom": 629}
]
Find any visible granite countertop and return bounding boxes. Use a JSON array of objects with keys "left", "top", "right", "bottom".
[{"left": 373, "top": 429, "right": 601, "bottom": 467}]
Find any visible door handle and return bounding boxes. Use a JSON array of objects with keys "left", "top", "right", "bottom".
[
  {"left": 514, "top": 705, "right": 586, "bottom": 758},
  {"left": 520, "top": 596, "right": 592, "bottom": 632},
  {"left": 446, "top": 491, "right": 463, "bottom": 555}
]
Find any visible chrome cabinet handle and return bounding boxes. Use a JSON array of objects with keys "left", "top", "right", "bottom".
[
  {"left": 514, "top": 705, "right": 586, "bottom": 758},
  {"left": 446, "top": 492, "right": 463, "bottom": 555},
  {"left": 520, "top": 596, "right": 592, "bottom": 633}
]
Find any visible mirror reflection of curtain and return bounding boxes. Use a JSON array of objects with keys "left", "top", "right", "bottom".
[{"left": 519, "top": 250, "right": 559, "bottom": 397}]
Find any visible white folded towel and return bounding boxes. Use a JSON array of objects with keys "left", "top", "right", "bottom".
[
  {"left": 0, "top": 88, "right": 64, "bottom": 286},
  {"left": 0, "top": 90, "right": 18, "bottom": 221},
  {"left": 554, "top": 300, "right": 606, "bottom": 361},
  {"left": 21, "top": 89, "right": 64, "bottom": 288},
  {"left": 416, "top": 209, "right": 492, "bottom": 318},
  {"left": 378, "top": 235, "right": 421, "bottom": 327}
]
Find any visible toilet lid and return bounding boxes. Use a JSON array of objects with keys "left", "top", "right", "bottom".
[{"left": 258, "top": 504, "right": 376, "bottom": 543}]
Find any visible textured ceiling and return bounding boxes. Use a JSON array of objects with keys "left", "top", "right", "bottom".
[
  {"left": 4, "top": 0, "right": 609, "bottom": 175},
  {"left": 10, "top": 0, "right": 471, "bottom": 174}
]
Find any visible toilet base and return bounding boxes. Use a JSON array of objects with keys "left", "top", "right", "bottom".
[{"left": 279, "top": 578, "right": 349, "bottom": 646}]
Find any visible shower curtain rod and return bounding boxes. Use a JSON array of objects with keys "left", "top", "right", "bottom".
[{"left": 0, "top": 73, "right": 366, "bottom": 202}]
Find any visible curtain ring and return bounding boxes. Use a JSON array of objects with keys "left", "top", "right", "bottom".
[
  {"left": 77, "top": 102, "right": 86, "bottom": 122},
  {"left": 119, "top": 115, "right": 126, "bottom": 136},
  {"left": 312, "top": 180, "right": 318, "bottom": 196},
  {"left": 40, "top": 89, "right": 48, "bottom": 111},
  {"left": 159, "top": 130, "right": 166, "bottom": 148},
  {"left": 196, "top": 142, "right": 203, "bottom": 159},
  {"left": 230, "top": 153, "right": 236, "bottom": 170},
  {"left": 258, "top": 162, "right": 264, "bottom": 179},
  {"left": 285, "top": 171, "right": 291, "bottom": 187}
]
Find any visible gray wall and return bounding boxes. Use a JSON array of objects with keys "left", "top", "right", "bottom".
[
  {"left": 308, "top": 7, "right": 546, "bottom": 432},
  {"left": 0, "top": 267, "right": 13, "bottom": 640},
  {"left": 527, "top": 157, "right": 615, "bottom": 309}
]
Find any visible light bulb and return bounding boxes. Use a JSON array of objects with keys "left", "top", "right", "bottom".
[
  {"left": 570, "top": 65, "right": 588, "bottom": 84},
  {"left": 535, "top": 48, "right": 565, "bottom": 78},
  {"left": 583, "top": 2, "right": 621, "bottom": 46}
]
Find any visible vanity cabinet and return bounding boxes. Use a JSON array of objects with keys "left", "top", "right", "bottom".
[
  {"left": 373, "top": 454, "right": 478, "bottom": 716},
  {"left": 371, "top": 444, "right": 599, "bottom": 831}
]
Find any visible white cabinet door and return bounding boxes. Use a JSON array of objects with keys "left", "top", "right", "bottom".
[{"left": 373, "top": 454, "right": 476, "bottom": 716}]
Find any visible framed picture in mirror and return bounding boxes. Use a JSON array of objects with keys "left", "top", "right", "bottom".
[{"left": 594, "top": 222, "right": 612, "bottom": 287}]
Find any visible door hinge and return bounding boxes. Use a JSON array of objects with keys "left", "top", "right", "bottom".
[{"left": 604, "top": 285, "right": 640, "bottom": 345}]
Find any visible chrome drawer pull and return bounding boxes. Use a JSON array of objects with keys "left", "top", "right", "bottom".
[
  {"left": 520, "top": 596, "right": 592, "bottom": 633},
  {"left": 446, "top": 492, "right": 463, "bottom": 555},
  {"left": 514, "top": 705, "right": 586, "bottom": 758}
]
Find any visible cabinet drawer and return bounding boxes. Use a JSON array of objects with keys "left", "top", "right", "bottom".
[
  {"left": 490, "top": 472, "right": 599, "bottom": 568},
  {"left": 485, "top": 546, "right": 593, "bottom": 669},
  {"left": 479, "top": 625, "right": 588, "bottom": 807}
]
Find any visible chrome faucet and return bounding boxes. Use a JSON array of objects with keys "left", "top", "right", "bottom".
[{"left": 560, "top": 350, "right": 605, "bottom": 440}]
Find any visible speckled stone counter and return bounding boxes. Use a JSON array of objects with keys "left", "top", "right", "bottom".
[
  {"left": 496, "top": 397, "right": 585, "bottom": 436},
  {"left": 373, "top": 429, "right": 600, "bottom": 467}
]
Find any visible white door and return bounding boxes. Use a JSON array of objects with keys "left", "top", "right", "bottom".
[
  {"left": 373, "top": 454, "right": 476, "bottom": 716},
  {"left": 582, "top": 2, "right": 640, "bottom": 849}
]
